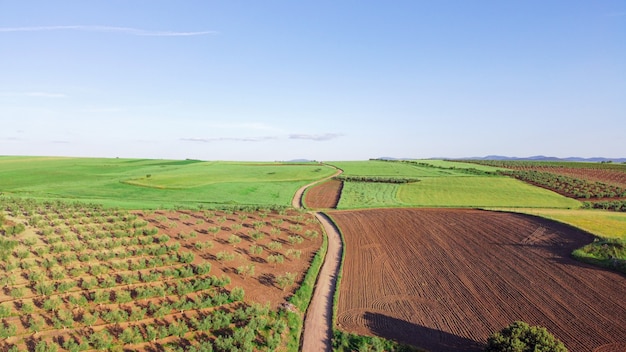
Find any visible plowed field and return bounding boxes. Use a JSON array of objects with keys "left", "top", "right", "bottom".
[
  {"left": 329, "top": 208, "right": 626, "bottom": 352},
  {"left": 304, "top": 179, "right": 343, "bottom": 209}
]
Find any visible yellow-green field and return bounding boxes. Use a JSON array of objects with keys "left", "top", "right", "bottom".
[{"left": 493, "top": 208, "right": 626, "bottom": 239}]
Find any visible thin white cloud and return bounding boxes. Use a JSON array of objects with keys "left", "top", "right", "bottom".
[
  {"left": 0, "top": 91, "right": 67, "bottom": 98},
  {"left": 289, "top": 133, "right": 344, "bottom": 141},
  {"left": 181, "top": 136, "right": 279, "bottom": 143},
  {"left": 0, "top": 25, "right": 216, "bottom": 37}
]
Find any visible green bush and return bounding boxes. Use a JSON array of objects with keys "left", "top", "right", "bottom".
[{"left": 485, "top": 321, "right": 567, "bottom": 352}]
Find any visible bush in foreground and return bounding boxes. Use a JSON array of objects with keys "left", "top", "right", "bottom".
[{"left": 485, "top": 321, "right": 567, "bottom": 352}]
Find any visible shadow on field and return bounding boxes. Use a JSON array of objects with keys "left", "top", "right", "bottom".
[
  {"left": 493, "top": 212, "right": 618, "bottom": 274},
  {"left": 363, "top": 312, "right": 483, "bottom": 352}
]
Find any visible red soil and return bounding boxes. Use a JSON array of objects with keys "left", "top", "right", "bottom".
[
  {"left": 304, "top": 179, "right": 343, "bottom": 209},
  {"left": 329, "top": 208, "right": 626, "bottom": 352}
]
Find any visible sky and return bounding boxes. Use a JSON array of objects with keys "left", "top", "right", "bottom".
[{"left": 1, "top": 1, "right": 625, "bottom": 161}]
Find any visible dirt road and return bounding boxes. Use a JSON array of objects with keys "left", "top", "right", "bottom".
[
  {"left": 291, "top": 167, "right": 342, "bottom": 208},
  {"left": 300, "top": 213, "right": 343, "bottom": 351},
  {"left": 292, "top": 165, "right": 343, "bottom": 351}
]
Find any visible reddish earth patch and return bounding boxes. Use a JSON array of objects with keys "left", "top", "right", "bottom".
[
  {"left": 304, "top": 179, "right": 343, "bottom": 209},
  {"left": 329, "top": 208, "right": 626, "bottom": 352}
]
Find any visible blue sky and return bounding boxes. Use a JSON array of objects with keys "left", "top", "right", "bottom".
[{"left": 1, "top": 1, "right": 624, "bottom": 161}]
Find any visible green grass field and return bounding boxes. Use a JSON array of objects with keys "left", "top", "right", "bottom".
[
  {"left": 397, "top": 176, "right": 581, "bottom": 208},
  {"left": 336, "top": 182, "right": 401, "bottom": 208},
  {"left": 333, "top": 160, "right": 580, "bottom": 209},
  {"left": 328, "top": 160, "right": 472, "bottom": 177},
  {"left": 411, "top": 159, "right": 507, "bottom": 172},
  {"left": 0, "top": 156, "right": 336, "bottom": 209}
]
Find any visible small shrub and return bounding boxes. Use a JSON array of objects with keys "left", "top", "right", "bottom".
[{"left": 485, "top": 321, "right": 567, "bottom": 352}]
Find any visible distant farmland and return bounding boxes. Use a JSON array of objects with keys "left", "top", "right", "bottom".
[
  {"left": 325, "top": 160, "right": 580, "bottom": 209},
  {"left": 0, "top": 156, "right": 336, "bottom": 208}
]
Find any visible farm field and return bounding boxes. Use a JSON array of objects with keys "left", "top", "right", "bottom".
[
  {"left": 459, "top": 160, "right": 626, "bottom": 199},
  {"left": 328, "top": 160, "right": 481, "bottom": 177},
  {"left": 492, "top": 208, "right": 626, "bottom": 239},
  {"left": 0, "top": 156, "right": 336, "bottom": 209},
  {"left": 324, "top": 160, "right": 580, "bottom": 209},
  {"left": 328, "top": 208, "right": 626, "bottom": 352},
  {"left": 511, "top": 166, "right": 626, "bottom": 188},
  {"left": 396, "top": 177, "right": 581, "bottom": 208},
  {"left": 0, "top": 197, "right": 324, "bottom": 351},
  {"left": 303, "top": 179, "right": 343, "bottom": 209},
  {"left": 2, "top": 156, "right": 625, "bottom": 351},
  {"left": 336, "top": 176, "right": 580, "bottom": 209}
]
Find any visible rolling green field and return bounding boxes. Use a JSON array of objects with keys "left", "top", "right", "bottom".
[
  {"left": 397, "top": 176, "right": 580, "bottom": 208},
  {"left": 333, "top": 160, "right": 580, "bottom": 209},
  {"left": 0, "top": 156, "right": 336, "bottom": 209}
]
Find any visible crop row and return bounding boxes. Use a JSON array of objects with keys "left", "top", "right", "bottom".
[
  {"left": 1, "top": 301, "right": 283, "bottom": 352},
  {"left": 458, "top": 159, "right": 626, "bottom": 170},
  {"left": 581, "top": 200, "right": 626, "bottom": 212},
  {"left": 500, "top": 170, "right": 626, "bottom": 199},
  {"left": 0, "top": 196, "right": 321, "bottom": 351},
  {"left": 334, "top": 175, "right": 420, "bottom": 184}
]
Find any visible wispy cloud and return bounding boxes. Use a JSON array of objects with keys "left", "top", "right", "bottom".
[
  {"left": 181, "top": 136, "right": 279, "bottom": 143},
  {"left": 289, "top": 133, "right": 343, "bottom": 141},
  {"left": 0, "top": 91, "right": 67, "bottom": 98},
  {"left": 0, "top": 25, "right": 216, "bottom": 37}
]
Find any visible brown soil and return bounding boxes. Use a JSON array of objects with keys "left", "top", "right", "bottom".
[
  {"left": 304, "top": 180, "right": 343, "bottom": 209},
  {"left": 328, "top": 208, "right": 626, "bottom": 352},
  {"left": 136, "top": 209, "right": 323, "bottom": 308},
  {"left": 0, "top": 207, "right": 324, "bottom": 350}
]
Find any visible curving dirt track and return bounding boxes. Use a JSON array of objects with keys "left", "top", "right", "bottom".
[
  {"left": 300, "top": 213, "right": 343, "bottom": 352},
  {"left": 293, "top": 165, "right": 344, "bottom": 352},
  {"left": 328, "top": 208, "right": 626, "bottom": 352},
  {"left": 304, "top": 179, "right": 343, "bottom": 209},
  {"left": 292, "top": 167, "right": 342, "bottom": 208}
]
